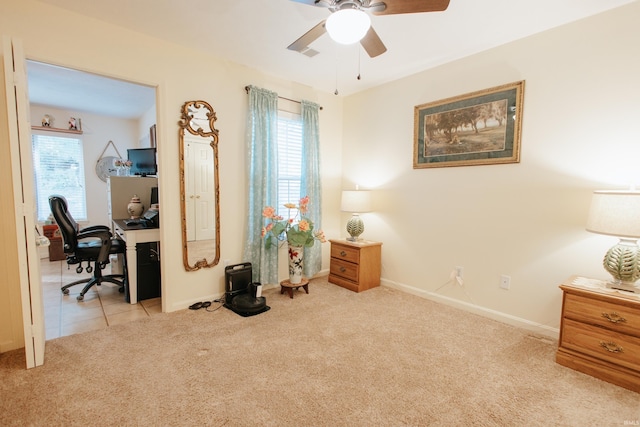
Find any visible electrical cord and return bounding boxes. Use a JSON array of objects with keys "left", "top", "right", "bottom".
[
  {"left": 189, "top": 298, "right": 225, "bottom": 312},
  {"left": 206, "top": 299, "right": 225, "bottom": 312}
]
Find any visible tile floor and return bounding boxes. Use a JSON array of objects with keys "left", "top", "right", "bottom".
[{"left": 40, "top": 257, "right": 162, "bottom": 340}]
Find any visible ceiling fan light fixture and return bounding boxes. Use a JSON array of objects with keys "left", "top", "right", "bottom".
[{"left": 326, "top": 9, "right": 371, "bottom": 45}]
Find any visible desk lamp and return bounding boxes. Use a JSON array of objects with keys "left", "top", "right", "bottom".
[
  {"left": 341, "top": 188, "right": 372, "bottom": 241},
  {"left": 586, "top": 190, "right": 640, "bottom": 293}
]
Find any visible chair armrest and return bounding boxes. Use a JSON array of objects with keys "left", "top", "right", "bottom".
[
  {"left": 77, "top": 227, "right": 112, "bottom": 240},
  {"left": 77, "top": 228, "right": 113, "bottom": 264},
  {"left": 79, "top": 225, "right": 111, "bottom": 234}
]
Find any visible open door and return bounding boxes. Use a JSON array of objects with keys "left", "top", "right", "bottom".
[{"left": 3, "top": 36, "right": 46, "bottom": 368}]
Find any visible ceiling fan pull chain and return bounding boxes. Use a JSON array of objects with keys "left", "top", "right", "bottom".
[
  {"left": 357, "top": 47, "right": 362, "bottom": 80},
  {"left": 334, "top": 49, "right": 339, "bottom": 95}
]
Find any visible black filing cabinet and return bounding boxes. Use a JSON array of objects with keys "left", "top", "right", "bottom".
[{"left": 127, "top": 242, "right": 161, "bottom": 302}]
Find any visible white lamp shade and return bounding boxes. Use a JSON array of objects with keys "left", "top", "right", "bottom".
[
  {"left": 325, "top": 9, "right": 371, "bottom": 45},
  {"left": 341, "top": 190, "right": 372, "bottom": 213},
  {"left": 586, "top": 190, "right": 640, "bottom": 238}
]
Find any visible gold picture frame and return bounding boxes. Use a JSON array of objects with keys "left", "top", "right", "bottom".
[{"left": 413, "top": 81, "right": 524, "bottom": 169}]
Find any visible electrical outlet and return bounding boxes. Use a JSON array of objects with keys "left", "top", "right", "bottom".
[
  {"left": 500, "top": 274, "right": 511, "bottom": 290},
  {"left": 224, "top": 259, "right": 231, "bottom": 266},
  {"left": 455, "top": 266, "right": 464, "bottom": 278}
]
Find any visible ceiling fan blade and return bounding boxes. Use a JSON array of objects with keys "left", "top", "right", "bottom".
[
  {"left": 287, "top": 20, "right": 327, "bottom": 53},
  {"left": 360, "top": 26, "right": 387, "bottom": 58},
  {"left": 289, "top": 0, "right": 331, "bottom": 8},
  {"left": 373, "top": 0, "right": 450, "bottom": 15}
]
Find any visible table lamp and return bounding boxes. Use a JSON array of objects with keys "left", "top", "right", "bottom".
[
  {"left": 341, "top": 189, "right": 372, "bottom": 241},
  {"left": 586, "top": 190, "right": 640, "bottom": 293}
]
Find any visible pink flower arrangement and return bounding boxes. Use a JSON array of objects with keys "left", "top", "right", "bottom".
[{"left": 261, "top": 196, "right": 326, "bottom": 248}]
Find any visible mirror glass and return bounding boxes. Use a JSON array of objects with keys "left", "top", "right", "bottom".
[{"left": 178, "top": 100, "right": 220, "bottom": 270}]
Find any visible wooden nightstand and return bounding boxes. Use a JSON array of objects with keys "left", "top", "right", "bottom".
[
  {"left": 556, "top": 276, "right": 640, "bottom": 393},
  {"left": 328, "top": 239, "right": 382, "bottom": 293}
]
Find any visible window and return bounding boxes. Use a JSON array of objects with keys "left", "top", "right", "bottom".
[
  {"left": 276, "top": 111, "right": 302, "bottom": 219},
  {"left": 32, "top": 133, "right": 87, "bottom": 222}
]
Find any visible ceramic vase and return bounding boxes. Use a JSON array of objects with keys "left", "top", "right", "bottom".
[
  {"left": 288, "top": 245, "right": 304, "bottom": 284},
  {"left": 127, "top": 195, "right": 144, "bottom": 219}
]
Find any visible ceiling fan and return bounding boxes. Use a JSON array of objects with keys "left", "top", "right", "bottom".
[{"left": 287, "top": 0, "right": 451, "bottom": 58}]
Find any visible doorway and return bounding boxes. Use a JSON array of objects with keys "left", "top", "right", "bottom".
[{"left": 26, "top": 60, "right": 161, "bottom": 340}]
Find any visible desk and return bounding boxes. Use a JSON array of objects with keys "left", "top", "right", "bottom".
[{"left": 113, "top": 220, "right": 161, "bottom": 304}]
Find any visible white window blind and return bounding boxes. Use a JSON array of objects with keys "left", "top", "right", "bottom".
[
  {"left": 32, "top": 133, "right": 87, "bottom": 222},
  {"left": 277, "top": 111, "right": 302, "bottom": 219}
]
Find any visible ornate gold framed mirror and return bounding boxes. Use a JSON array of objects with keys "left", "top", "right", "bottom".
[{"left": 178, "top": 100, "right": 220, "bottom": 271}]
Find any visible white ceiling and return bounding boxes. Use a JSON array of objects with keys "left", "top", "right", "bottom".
[
  {"left": 28, "top": 60, "right": 156, "bottom": 119},
  {"left": 29, "top": 0, "right": 635, "bottom": 118}
]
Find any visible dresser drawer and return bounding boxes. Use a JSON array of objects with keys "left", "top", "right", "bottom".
[
  {"left": 330, "top": 244, "right": 360, "bottom": 264},
  {"left": 330, "top": 258, "right": 359, "bottom": 282},
  {"left": 564, "top": 292, "right": 640, "bottom": 337},
  {"left": 561, "top": 318, "right": 640, "bottom": 372}
]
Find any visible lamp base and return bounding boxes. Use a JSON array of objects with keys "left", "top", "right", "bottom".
[
  {"left": 606, "top": 281, "right": 640, "bottom": 293},
  {"left": 602, "top": 238, "right": 640, "bottom": 292},
  {"left": 346, "top": 214, "right": 364, "bottom": 242}
]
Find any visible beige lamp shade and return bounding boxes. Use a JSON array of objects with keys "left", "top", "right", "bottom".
[
  {"left": 586, "top": 190, "right": 640, "bottom": 238},
  {"left": 341, "top": 190, "right": 372, "bottom": 213}
]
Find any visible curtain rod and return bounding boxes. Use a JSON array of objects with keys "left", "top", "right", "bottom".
[{"left": 244, "top": 86, "right": 323, "bottom": 110}]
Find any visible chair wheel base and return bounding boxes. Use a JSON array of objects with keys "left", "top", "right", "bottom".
[
  {"left": 62, "top": 289, "right": 69, "bottom": 295},
  {"left": 76, "top": 294, "right": 84, "bottom": 301}
]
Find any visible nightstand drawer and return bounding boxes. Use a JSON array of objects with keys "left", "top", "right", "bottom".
[
  {"left": 330, "top": 258, "right": 359, "bottom": 282},
  {"left": 561, "top": 318, "right": 640, "bottom": 372},
  {"left": 564, "top": 293, "right": 640, "bottom": 337},
  {"left": 330, "top": 244, "right": 360, "bottom": 264}
]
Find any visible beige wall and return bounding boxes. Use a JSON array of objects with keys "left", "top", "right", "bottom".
[
  {"left": 0, "top": 0, "right": 343, "bottom": 351},
  {"left": 342, "top": 2, "right": 640, "bottom": 333}
]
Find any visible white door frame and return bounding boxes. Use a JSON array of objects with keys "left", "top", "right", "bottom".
[{"left": 3, "top": 36, "right": 46, "bottom": 368}]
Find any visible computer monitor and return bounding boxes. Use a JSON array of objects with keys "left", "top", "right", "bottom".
[
  {"left": 150, "top": 186, "right": 158, "bottom": 206},
  {"left": 127, "top": 148, "right": 157, "bottom": 176}
]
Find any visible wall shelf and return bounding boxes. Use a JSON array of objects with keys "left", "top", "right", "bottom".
[{"left": 31, "top": 126, "right": 83, "bottom": 135}]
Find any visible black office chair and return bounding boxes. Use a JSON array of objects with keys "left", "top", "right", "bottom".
[{"left": 48, "top": 195, "right": 127, "bottom": 301}]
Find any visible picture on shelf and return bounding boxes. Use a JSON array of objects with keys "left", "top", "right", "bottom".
[{"left": 68, "top": 117, "right": 82, "bottom": 131}]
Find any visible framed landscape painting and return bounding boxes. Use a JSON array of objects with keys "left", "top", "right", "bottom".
[{"left": 413, "top": 81, "right": 524, "bottom": 169}]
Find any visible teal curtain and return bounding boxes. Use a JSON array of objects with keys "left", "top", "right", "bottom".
[
  {"left": 242, "top": 86, "right": 279, "bottom": 285},
  {"left": 300, "top": 100, "right": 322, "bottom": 278}
]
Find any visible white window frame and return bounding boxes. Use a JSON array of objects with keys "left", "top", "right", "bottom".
[
  {"left": 276, "top": 110, "right": 303, "bottom": 219},
  {"left": 31, "top": 132, "right": 88, "bottom": 222}
]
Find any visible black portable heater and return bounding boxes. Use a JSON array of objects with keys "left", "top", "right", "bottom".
[{"left": 224, "top": 262, "right": 270, "bottom": 317}]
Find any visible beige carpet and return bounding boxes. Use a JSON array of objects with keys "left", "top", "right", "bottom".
[{"left": 1, "top": 277, "right": 638, "bottom": 426}]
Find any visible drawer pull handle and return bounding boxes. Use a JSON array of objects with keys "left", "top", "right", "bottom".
[
  {"left": 601, "top": 312, "right": 626, "bottom": 324},
  {"left": 339, "top": 267, "right": 346, "bottom": 273},
  {"left": 599, "top": 341, "right": 624, "bottom": 354},
  {"left": 340, "top": 251, "right": 347, "bottom": 257}
]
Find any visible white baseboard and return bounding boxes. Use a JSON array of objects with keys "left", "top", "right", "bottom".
[{"left": 381, "top": 278, "right": 559, "bottom": 340}]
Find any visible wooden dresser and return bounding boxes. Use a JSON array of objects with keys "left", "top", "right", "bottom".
[
  {"left": 556, "top": 276, "right": 640, "bottom": 393},
  {"left": 328, "top": 239, "right": 382, "bottom": 293}
]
